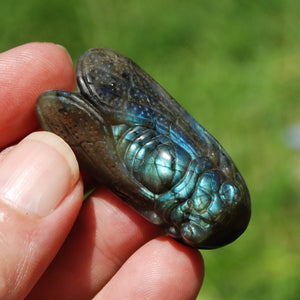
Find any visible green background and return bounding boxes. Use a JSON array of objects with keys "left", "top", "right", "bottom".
[{"left": 1, "top": 1, "right": 299, "bottom": 299}]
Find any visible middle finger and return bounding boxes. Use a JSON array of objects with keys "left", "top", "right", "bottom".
[{"left": 27, "top": 186, "right": 161, "bottom": 299}]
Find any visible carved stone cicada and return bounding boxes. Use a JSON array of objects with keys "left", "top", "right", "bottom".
[{"left": 36, "top": 48, "right": 251, "bottom": 249}]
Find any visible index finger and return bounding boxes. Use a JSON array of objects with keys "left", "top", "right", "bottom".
[{"left": 0, "top": 42, "right": 75, "bottom": 148}]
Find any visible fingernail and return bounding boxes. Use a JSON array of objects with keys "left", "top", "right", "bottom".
[
  {"left": 0, "top": 132, "right": 79, "bottom": 217},
  {"left": 55, "top": 44, "right": 73, "bottom": 62}
]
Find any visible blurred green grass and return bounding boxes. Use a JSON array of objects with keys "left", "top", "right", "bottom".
[{"left": 1, "top": 0, "right": 299, "bottom": 299}]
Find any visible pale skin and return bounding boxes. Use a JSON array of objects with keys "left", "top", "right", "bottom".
[{"left": 0, "top": 42, "right": 204, "bottom": 299}]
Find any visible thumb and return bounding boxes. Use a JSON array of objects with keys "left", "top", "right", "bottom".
[{"left": 0, "top": 131, "right": 83, "bottom": 299}]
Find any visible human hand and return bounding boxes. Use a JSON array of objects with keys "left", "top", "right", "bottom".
[{"left": 0, "top": 42, "right": 204, "bottom": 299}]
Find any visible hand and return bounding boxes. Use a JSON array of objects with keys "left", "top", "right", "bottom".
[{"left": 0, "top": 43, "right": 204, "bottom": 299}]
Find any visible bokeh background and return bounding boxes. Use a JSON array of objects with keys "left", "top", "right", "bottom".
[{"left": 1, "top": 1, "right": 299, "bottom": 299}]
